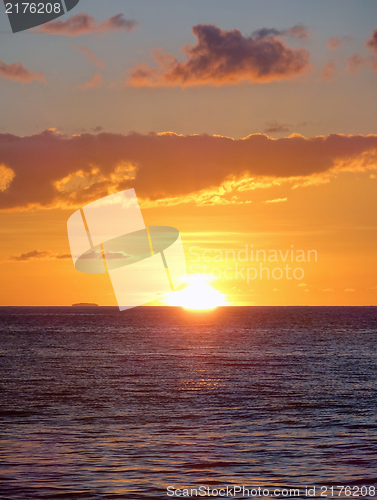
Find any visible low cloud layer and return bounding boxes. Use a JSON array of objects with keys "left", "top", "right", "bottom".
[
  {"left": 0, "top": 130, "right": 377, "bottom": 211},
  {"left": 37, "top": 13, "right": 138, "bottom": 37},
  {"left": 0, "top": 60, "right": 46, "bottom": 83},
  {"left": 8, "top": 250, "right": 71, "bottom": 261},
  {"left": 129, "top": 23, "right": 311, "bottom": 87}
]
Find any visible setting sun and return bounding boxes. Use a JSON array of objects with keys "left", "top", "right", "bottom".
[{"left": 166, "top": 280, "right": 226, "bottom": 309}]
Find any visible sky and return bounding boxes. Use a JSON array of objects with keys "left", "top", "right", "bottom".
[{"left": 0, "top": 0, "right": 377, "bottom": 306}]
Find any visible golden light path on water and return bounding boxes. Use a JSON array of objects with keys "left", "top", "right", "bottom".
[{"left": 166, "top": 277, "right": 226, "bottom": 309}]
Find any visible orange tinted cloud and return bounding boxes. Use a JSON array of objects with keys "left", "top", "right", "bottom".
[
  {"left": 320, "top": 61, "right": 336, "bottom": 81},
  {"left": 327, "top": 37, "right": 343, "bottom": 50},
  {"left": 1, "top": 131, "right": 377, "bottom": 211},
  {"left": 37, "top": 13, "right": 138, "bottom": 37},
  {"left": 345, "top": 53, "right": 366, "bottom": 74},
  {"left": 326, "top": 36, "right": 351, "bottom": 50},
  {"left": 0, "top": 60, "right": 46, "bottom": 83},
  {"left": 75, "top": 45, "right": 104, "bottom": 68},
  {"left": 129, "top": 23, "right": 311, "bottom": 87},
  {"left": 80, "top": 73, "right": 103, "bottom": 89}
]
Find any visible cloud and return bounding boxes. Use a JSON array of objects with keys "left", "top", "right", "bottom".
[
  {"left": 8, "top": 250, "right": 71, "bottom": 262},
  {"left": 80, "top": 73, "right": 103, "bottom": 89},
  {"left": 264, "top": 121, "right": 291, "bottom": 134},
  {"left": 0, "top": 60, "right": 46, "bottom": 84},
  {"left": 366, "top": 29, "right": 377, "bottom": 54},
  {"left": 252, "top": 25, "right": 309, "bottom": 40},
  {"left": 326, "top": 36, "right": 352, "bottom": 50},
  {"left": 320, "top": 61, "right": 336, "bottom": 81},
  {"left": 91, "top": 126, "right": 103, "bottom": 133},
  {"left": 265, "top": 197, "right": 287, "bottom": 203},
  {"left": 1, "top": 130, "right": 377, "bottom": 211},
  {"left": 75, "top": 45, "right": 104, "bottom": 68},
  {"left": 327, "top": 37, "right": 343, "bottom": 50},
  {"left": 128, "top": 23, "right": 311, "bottom": 87},
  {"left": 36, "top": 13, "right": 138, "bottom": 37},
  {"left": 0, "top": 165, "right": 15, "bottom": 191},
  {"left": 284, "top": 25, "right": 310, "bottom": 40},
  {"left": 345, "top": 53, "right": 367, "bottom": 74}
]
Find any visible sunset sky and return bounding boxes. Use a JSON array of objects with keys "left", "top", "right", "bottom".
[{"left": 0, "top": 0, "right": 376, "bottom": 306}]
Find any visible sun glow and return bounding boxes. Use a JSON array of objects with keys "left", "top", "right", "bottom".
[{"left": 167, "top": 278, "right": 226, "bottom": 309}]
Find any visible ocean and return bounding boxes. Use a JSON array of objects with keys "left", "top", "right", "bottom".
[{"left": 0, "top": 306, "right": 376, "bottom": 499}]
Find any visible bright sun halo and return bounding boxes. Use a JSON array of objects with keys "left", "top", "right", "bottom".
[{"left": 167, "top": 279, "right": 226, "bottom": 309}]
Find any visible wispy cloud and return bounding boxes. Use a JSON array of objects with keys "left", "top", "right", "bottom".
[
  {"left": 0, "top": 60, "right": 46, "bottom": 83},
  {"left": 252, "top": 25, "right": 309, "bottom": 40},
  {"left": 265, "top": 197, "right": 287, "bottom": 204},
  {"left": 75, "top": 45, "right": 104, "bottom": 68},
  {"left": 320, "top": 60, "right": 336, "bottom": 81},
  {"left": 326, "top": 36, "right": 352, "bottom": 50},
  {"left": 8, "top": 250, "right": 71, "bottom": 262},
  {"left": 36, "top": 13, "right": 138, "bottom": 37},
  {"left": 264, "top": 121, "right": 291, "bottom": 134},
  {"left": 345, "top": 53, "right": 366, "bottom": 74},
  {"left": 129, "top": 23, "right": 311, "bottom": 87},
  {"left": 80, "top": 73, "right": 103, "bottom": 89}
]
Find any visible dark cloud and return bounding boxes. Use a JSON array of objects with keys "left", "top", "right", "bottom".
[
  {"left": 1, "top": 130, "right": 377, "bottom": 211},
  {"left": 251, "top": 28, "right": 282, "bottom": 39},
  {"left": 9, "top": 250, "right": 71, "bottom": 261},
  {"left": 36, "top": 13, "right": 138, "bottom": 37},
  {"left": 129, "top": 23, "right": 311, "bottom": 87},
  {"left": 264, "top": 121, "right": 291, "bottom": 134},
  {"left": 0, "top": 60, "right": 46, "bottom": 83},
  {"left": 252, "top": 25, "right": 309, "bottom": 40},
  {"left": 367, "top": 29, "right": 377, "bottom": 53}
]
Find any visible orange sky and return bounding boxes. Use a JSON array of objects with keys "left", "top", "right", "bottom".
[{"left": 0, "top": 1, "right": 376, "bottom": 306}]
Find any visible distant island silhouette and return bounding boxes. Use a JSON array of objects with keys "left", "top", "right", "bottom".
[{"left": 71, "top": 303, "right": 99, "bottom": 307}]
